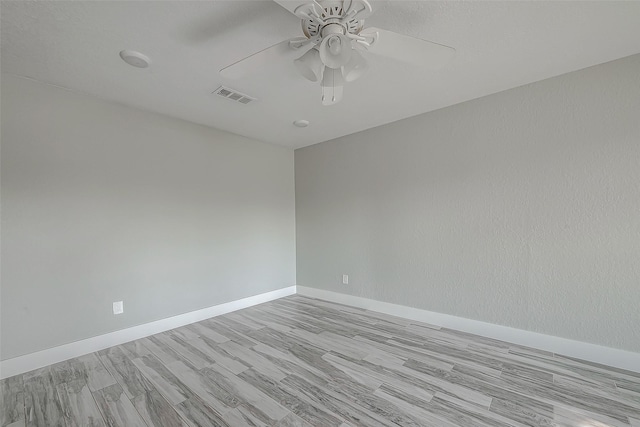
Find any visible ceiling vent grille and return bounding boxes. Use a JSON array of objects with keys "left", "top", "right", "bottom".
[{"left": 213, "top": 86, "right": 256, "bottom": 104}]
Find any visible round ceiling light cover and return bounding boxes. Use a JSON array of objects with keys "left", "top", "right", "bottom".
[
  {"left": 119, "top": 50, "right": 151, "bottom": 68},
  {"left": 293, "top": 120, "right": 310, "bottom": 128}
]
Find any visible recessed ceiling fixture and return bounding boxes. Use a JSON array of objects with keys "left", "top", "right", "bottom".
[
  {"left": 293, "top": 120, "right": 310, "bottom": 128},
  {"left": 119, "top": 50, "right": 151, "bottom": 68},
  {"left": 220, "top": 0, "right": 456, "bottom": 106}
]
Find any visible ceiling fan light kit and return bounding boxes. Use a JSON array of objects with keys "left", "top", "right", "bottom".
[
  {"left": 220, "top": 0, "right": 456, "bottom": 105},
  {"left": 343, "top": 50, "right": 368, "bottom": 82},
  {"left": 294, "top": 47, "right": 323, "bottom": 82}
]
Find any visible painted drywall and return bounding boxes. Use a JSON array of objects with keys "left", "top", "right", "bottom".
[
  {"left": 295, "top": 54, "right": 640, "bottom": 352},
  {"left": 0, "top": 75, "right": 295, "bottom": 360}
]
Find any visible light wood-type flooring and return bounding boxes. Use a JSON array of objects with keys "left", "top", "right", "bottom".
[{"left": 2, "top": 295, "right": 639, "bottom": 426}]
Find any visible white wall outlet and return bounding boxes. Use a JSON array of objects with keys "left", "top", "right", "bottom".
[
  {"left": 113, "top": 301, "right": 124, "bottom": 315},
  {"left": 342, "top": 274, "right": 349, "bottom": 285}
]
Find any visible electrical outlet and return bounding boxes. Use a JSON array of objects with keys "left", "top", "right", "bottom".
[
  {"left": 113, "top": 301, "right": 124, "bottom": 315},
  {"left": 342, "top": 274, "right": 349, "bottom": 285}
]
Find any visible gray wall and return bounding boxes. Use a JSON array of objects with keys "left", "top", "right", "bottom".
[
  {"left": 1, "top": 75, "right": 296, "bottom": 360},
  {"left": 295, "top": 54, "right": 640, "bottom": 352}
]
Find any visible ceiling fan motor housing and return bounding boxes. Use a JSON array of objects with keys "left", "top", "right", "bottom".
[{"left": 301, "top": 1, "right": 364, "bottom": 39}]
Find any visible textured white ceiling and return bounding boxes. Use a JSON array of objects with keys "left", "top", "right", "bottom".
[{"left": 2, "top": 1, "right": 640, "bottom": 149}]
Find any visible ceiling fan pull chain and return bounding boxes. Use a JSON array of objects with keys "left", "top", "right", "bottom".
[
  {"left": 332, "top": 68, "right": 335, "bottom": 102},
  {"left": 331, "top": 71, "right": 337, "bottom": 103}
]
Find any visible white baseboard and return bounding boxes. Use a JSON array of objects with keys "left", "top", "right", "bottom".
[
  {"left": 4, "top": 284, "right": 638, "bottom": 379},
  {"left": 297, "top": 286, "right": 640, "bottom": 374},
  {"left": 0, "top": 286, "right": 296, "bottom": 379}
]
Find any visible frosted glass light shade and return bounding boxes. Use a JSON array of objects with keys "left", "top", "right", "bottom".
[{"left": 294, "top": 48, "right": 324, "bottom": 82}]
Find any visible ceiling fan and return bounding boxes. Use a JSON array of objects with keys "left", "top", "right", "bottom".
[{"left": 220, "top": 0, "right": 455, "bottom": 106}]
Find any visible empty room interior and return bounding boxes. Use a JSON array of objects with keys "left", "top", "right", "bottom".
[{"left": 1, "top": 1, "right": 640, "bottom": 426}]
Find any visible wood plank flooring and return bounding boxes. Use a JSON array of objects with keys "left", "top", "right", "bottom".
[{"left": 2, "top": 295, "right": 639, "bottom": 426}]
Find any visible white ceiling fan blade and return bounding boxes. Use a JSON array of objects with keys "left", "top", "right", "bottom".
[
  {"left": 272, "top": 0, "right": 313, "bottom": 16},
  {"left": 220, "top": 38, "right": 310, "bottom": 79},
  {"left": 362, "top": 27, "right": 455, "bottom": 69}
]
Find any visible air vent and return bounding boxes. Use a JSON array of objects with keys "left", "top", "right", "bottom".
[{"left": 213, "top": 86, "right": 256, "bottom": 104}]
